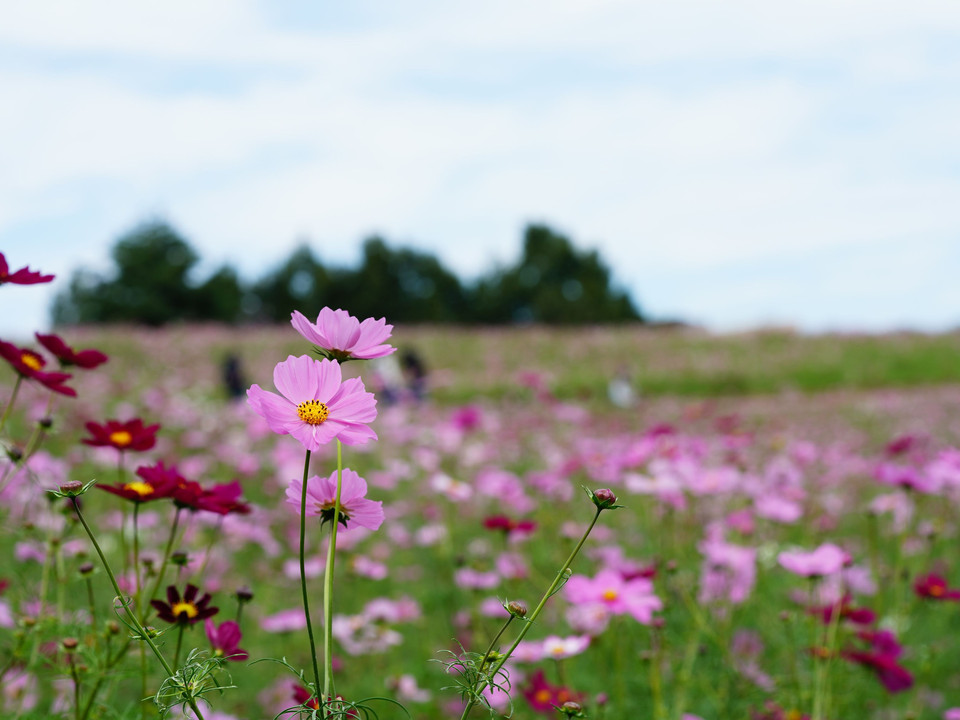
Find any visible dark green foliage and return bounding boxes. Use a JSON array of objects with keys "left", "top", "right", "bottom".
[
  {"left": 52, "top": 220, "right": 203, "bottom": 326},
  {"left": 52, "top": 219, "right": 644, "bottom": 326},
  {"left": 470, "top": 224, "right": 642, "bottom": 324}
]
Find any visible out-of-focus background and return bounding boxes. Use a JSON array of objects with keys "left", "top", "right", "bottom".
[{"left": 2, "top": 1, "right": 960, "bottom": 338}]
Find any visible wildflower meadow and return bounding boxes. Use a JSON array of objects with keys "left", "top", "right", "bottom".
[{"left": 3, "top": 250, "right": 960, "bottom": 720}]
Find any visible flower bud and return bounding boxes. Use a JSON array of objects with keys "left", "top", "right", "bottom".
[
  {"left": 170, "top": 551, "right": 189, "bottom": 567},
  {"left": 39, "top": 416, "right": 54, "bottom": 429},
  {"left": 58, "top": 481, "right": 84, "bottom": 497},
  {"left": 5, "top": 446, "right": 23, "bottom": 462},
  {"left": 506, "top": 600, "right": 527, "bottom": 618},
  {"left": 559, "top": 701, "right": 583, "bottom": 717},
  {"left": 592, "top": 488, "right": 617, "bottom": 509},
  {"left": 106, "top": 621, "right": 120, "bottom": 635},
  {"left": 78, "top": 562, "right": 95, "bottom": 577},
  {"left": 235, "top": 585, "right": 254, "bottom": 603},
  {"left": 61, "top": 637, "right": 79, "bottom": 652}
]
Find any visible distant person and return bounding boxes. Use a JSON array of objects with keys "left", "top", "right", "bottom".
[
  {"left": 222, "top": 353, "right": 246, "bottom": 401},
  {"left": 608, "top": 365, "right": 636, "bottom": 408},
  {"left": 371, "top": 354, "right": 404, "bottom": 406},
  {"left": 401, "top": 349, "right": 427, "bottom": 402}
]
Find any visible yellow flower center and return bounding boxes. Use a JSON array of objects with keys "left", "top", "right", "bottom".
[
  {"left": 123, "top": 481, "right": 154, "bottom": 497},
  {"left": 297, "top": 400, "right": 329, "bottom": 425},
  {"left": 171, "top": 601, "right": 199, "bottom": 619},
  {"left": 930, "top": 584, "right": 944, "bottom": 597},
  {"left": 20, "top": 352, "right": 43, "bottom": 371},
  {"left": 109, "top": 430, "right": 133, "bottom": 447},
  {"left": 535, "top": 689, "right": 551, "bottom": 704},
  {"left": 602, "top": 589, "right": 619, "bottom": 602}
]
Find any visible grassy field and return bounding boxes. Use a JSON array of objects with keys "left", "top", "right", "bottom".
[{"left": 2, "top": 323, "right": 960, "bottom": 720}]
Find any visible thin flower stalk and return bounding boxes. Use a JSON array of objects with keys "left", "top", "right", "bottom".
[
  {"left": 69, "top": 496, "right": 207, "bottom": 720},
  {"left": 322, "top": 440, "right": 345, "bottom": 712},
  {"left": 297, "top": 449, "right": 323, "bottom": 700},
  {"left": 142, "top": 507, "right": 184, "bottom": 624},
  {"left": 0, "top": 375, "right": 23, "bottom": 433},
  {"left": 459, "top": 506, "right": 603, "bottom": 719}
]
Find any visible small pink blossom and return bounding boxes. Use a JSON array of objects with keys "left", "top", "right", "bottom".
[
  {"left": 541, "top": 634, "right": 591, "bottom": 660},
  {"left": 286, "top": 468, "right": 384, "bottom": 532},
  {"left": 564, "top": 568, "right": 662, "bottom": 624},
  {"left": 260, "top": 608, "right": 308, "bottom": 633},
  {"left": 778, "top": 543, "right": 848, "bottom": 578},
  {"left": 291, "top": 307, "right": 395, "bottom": 361}
]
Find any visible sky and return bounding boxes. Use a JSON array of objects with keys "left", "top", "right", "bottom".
[{"left": 2, "top": 0, "right": 959, "bottom": 339}]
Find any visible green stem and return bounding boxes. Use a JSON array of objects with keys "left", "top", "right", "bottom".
[
  {"left": 143, "top": 507, "right": 182, "bottom": 622},
  {"left": 460, "top": 508, "right": 603, "bottom": 720},
  {"left": 322, "top": 441, "right": 344, "bottom": 713},
  {"left": 0, "top": 375, "right": 23, "bottom": 434},
  {"left": 297, "top": 449, "right": 323, "bottom": 702},
  {"left": 70, "top": 497, "right": 206, "bottom": 720},
  {"left": 69, "top": 653, "right": 81, "bottom": 720},
  {"left": 173, "top": 624, "right": 185, "bottom": 669}
]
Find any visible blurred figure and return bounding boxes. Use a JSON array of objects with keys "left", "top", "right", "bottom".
[
  {"left": 222, "top": 353, "right": 246, "bottom": 401},
  {"left": 401, "top": 349, "right": 427, "bottom": 402},
  {"left": 371, "top": 354, "right": 404, "bottom": 406},
  {"left": 608, "top": 365, "right": 636, "bottom": 408}
]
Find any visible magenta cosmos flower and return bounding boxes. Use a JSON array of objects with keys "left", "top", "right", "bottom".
[
  {"left": 291, "top": 307, "right": 395, "bottom": 361},
  {"left": 0, "top": 252, "right": 54, "bottom": 285},
  {"left": 247, "top": 355, "right": 377, "bottom": 450},
  {"left": 286, "top": 468, "right": 384, "bottom": 531}
]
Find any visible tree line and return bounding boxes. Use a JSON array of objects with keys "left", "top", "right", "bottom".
[{"left": 52, "top": 219, "right": 644, "bottom": 326}]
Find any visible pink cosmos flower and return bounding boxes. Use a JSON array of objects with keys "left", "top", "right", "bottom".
[
  {"left": 247, "top": 355, "right": 377, "bottom": 450},
  {"left": 564, "top": 568, "right": 662, "bottom": 625},
  {"left": 287, "top": 468, "right": 384, "bottom": 531},
  {"left": 777, "top": 543, "right": 848, "bottom": 578},
  {"left": 291, "top": 307, "right": 395, "bottom": 361},
  {"left": 540, "top": 634, "right": 591, "bottom": 660}
]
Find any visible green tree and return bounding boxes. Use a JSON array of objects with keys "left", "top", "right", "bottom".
[
  {"left": 53, "top": 219, "right": 203, "bottom": 326},
  {"left": 341, "top": 237, "right": 469, "bottom": 323},
  {"left": 471, "top": 224, "right": 642, "bottom": 324}
]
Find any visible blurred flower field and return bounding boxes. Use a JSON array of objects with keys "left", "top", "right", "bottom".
[{"left": 3, "top": 300, "right": 960, "bottom": 718}]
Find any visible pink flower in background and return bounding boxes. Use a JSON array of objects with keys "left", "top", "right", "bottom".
[
  {"left": 541, "top": 634, "right": 591, "bottom": 660},
  {"left": 247, "top": 355, "right": 377, "bottom": 450},
  {"left": 291, "top": 308, "right": 395, "bottom": 361},
  {"left": 287, "top": 469, "right": 384, "bottom": 531},
  {"left": 778, "top": 543, "right": 848, "bottom": 578},
  {"left": 699, "top": 536, "right": 757, "bottom": 605},
  {"left": 260, "top": 608, "right": 307, "bottom": 633},
  {"left": 564, "top": 568, "right": 662, "bottom": 624}
]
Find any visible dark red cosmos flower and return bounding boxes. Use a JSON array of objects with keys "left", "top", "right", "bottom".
[
  {"left": 810, "top": 595, "right": 876, "bottom": 625},
  {"left": 522, "top": 670, "right": 583, "bottom": 714},
  {"left": 204, "top": 619, "right": 248, "bottom": 661},
  {"left": 0, "top": 253, "right": 54, "bottom": 285},
  {"left": 0, "top": 339, "right": 76, "bottom": 396},
  {"left": 35, "top": 333, "right": 108, "bottom": 370},
  {"left": 165, "top": 475, "right": 249, "bottom": 515},
  {"left": 842, "top": 630, "right": 913, "bottom": 693},
  {"left": 151, "top": 584, "right": 218, "bottom": 626},
  {"left": 483, "top": 515, "right": 537, "bottom": 536},
  {"left": 97, "top": 461, "right": 178, "bottom": 503},
  {"left": 914, "top": 573, "right": 960, "bottom": 601},
  {"left": 200, "top": 480, "right": 251, "bottom": 515},
  {"left": 82, "top": 418, "right": 159, "bottom": 452}
]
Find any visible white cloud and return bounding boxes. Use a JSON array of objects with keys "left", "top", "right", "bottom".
[{"left": 2, "top": 0, "right": 959, "bottom": 337}]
